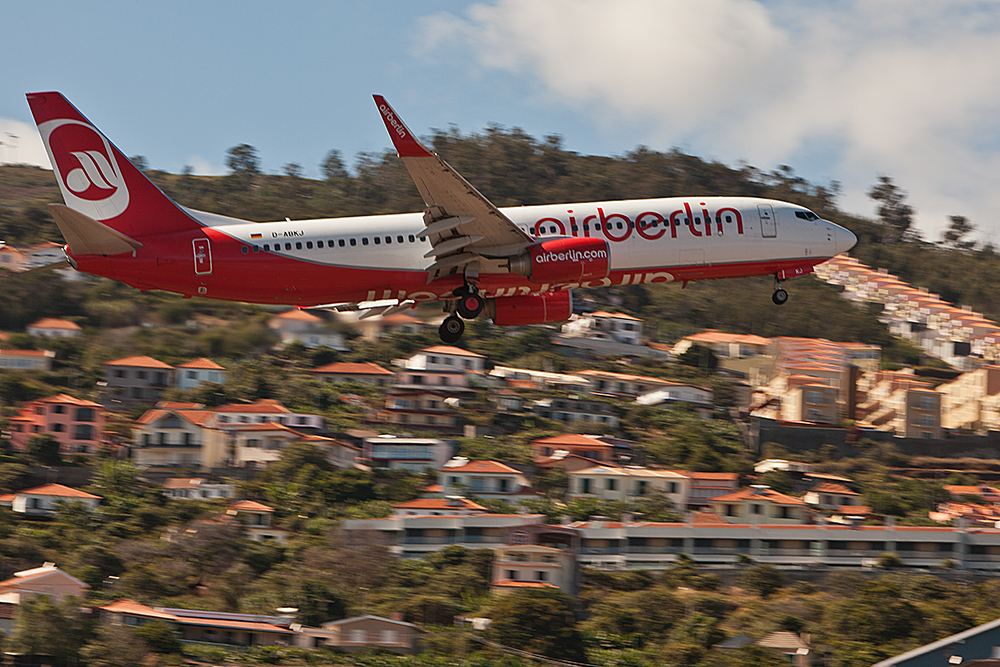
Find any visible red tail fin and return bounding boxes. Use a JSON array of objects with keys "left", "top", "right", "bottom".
[{"left": 26, "top": 92, "right": 202, "bottom": 239}]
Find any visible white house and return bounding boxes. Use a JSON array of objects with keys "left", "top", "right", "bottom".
[
  {"left": 175, "top": 358, "right": 226, "bottom": 390},
  {"left": 436, "top": 458, "right": 539, "bottom": 501},
  {"left": 267, "top": 309, "right": 349, "bottom": 350},
  {"left": 27, "top": 318, "right": 82, "bottom": 338},
  {"left": 0, "top": 349, "right": 55, "bottom": 371},
  {"left": 567, "top": 466, "right": 690, "bottom": 508},
  {"left": 404, "top": 345, "right": 486, "bottom": 373},
  {"left": 162, "top": 478, "right": 236, "bottom": 500},
  {"left": 561, "top": 311, "right": 644, "bottom": 345},
  {"left": 0, "top": 564, "right": 90, "bottom": 604},
  {"left": 10, "top": 484, "right": 101, "bottom": 517}
]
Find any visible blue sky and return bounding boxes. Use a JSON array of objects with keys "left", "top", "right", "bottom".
[{"left": 4, "top": 0, "right": 1000, "bottom": 242}]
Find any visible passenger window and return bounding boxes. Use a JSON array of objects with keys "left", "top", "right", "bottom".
[
  {"left": 241, "top": 246, "right": 248, "bottom": 254},
  {"left": 419, "top": 236, "right": 426, "bottom": 242},
  {"left": 385, "top": 236, "right": 392, "bottom": 244},
  {"left": 362, "top": 238, "right": 369, "bottom": 246},
  {"left": 306, "top": 241, "right": 313, "bottom": 249},
  {"left": 263, "top": 244, "right": 270, "bottom": 251},
  {"left": 296, "top": 242, "right": 302, "bottom": 250},
  {"left": 397, "top": 235, "right": 404, "bottom": 243},
  {"left": 350, "top": 238, "right": 356, "bottom": 246},
  {"left": 373, "top": 237, "right": 380, "bottom": 245},
  {"left": 339, "top": 239, "right": 346, "bottom": 247},
  {"left": 285, "top": 243, "right": 292, "bottom": 250},
  {"left": 329, "top": 239, "right": 335, "bottom": 246},
  {"left": 408, "top": 235, "right": 415, "bottom": 242},
  {"left": 252, "top": 245, "right": 259, "bottom": 253},
  {"left": 316, "top": 240, "right": 323, "bottom": 248}
]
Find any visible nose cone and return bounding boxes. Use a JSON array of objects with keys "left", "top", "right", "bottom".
[{"left": 833, "top": 224, "right": 858, "bottom": 255}]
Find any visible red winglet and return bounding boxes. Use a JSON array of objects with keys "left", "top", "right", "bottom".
[{"left": 373, "top": 95, "right": 433, "bottom": 158}]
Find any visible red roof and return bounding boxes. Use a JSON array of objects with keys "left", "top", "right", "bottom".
[
  {"left": 531, "top": 434, "right": 610, "bottom": 447},
  {"left": 311, "top": 361, "right": 395, "bottom": 375},
  {"left": 711, "top": 487, "right": 807, "bottom": 506},
  {"left": 17, "top": 483, "right": 100, "bottom": 500},
  {"left": 29, "top": 318, "right": 81, "bottom": 331},
  {"left": 36, "top": 393, "right": 101, "bottom": 407},
  {"left": 100, "top": 599, "right": 178, "bottom": 620},
  {"left": 590, "top": 311, "right": 642, "bottom": 321},
  {"left": 229, "top": 500, "right": 274, "bottom": 512},
  {"left": 136, "top": 409, "right": 216, "bottom": 427},
  {"left": 176, "top": 358, "right": 225, "bottom": 370},
  {"left": 394, "top": 498, "right": 487, "bottom": 511},
  {"left": 0, "top": 350, "right": 54, "bottom": 357},
  {"left": 273, "top": 309, "right": 322, "bottom": 322},
  {"left": 440, "top": 460, "right": 521, "bottom": 474},
  {"left": 491, "top": 581, "right": 558, "bottom": 589},
  {"left": 105, "top": 355, "right": 173, "bottom": 369},
  {"left": 213, "top": 399, "right": 291, "bottom": 414}
]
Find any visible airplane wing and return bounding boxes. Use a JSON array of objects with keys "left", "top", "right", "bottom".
[{"left": 373, "top": 96, "right": 533, "bottom": 280}]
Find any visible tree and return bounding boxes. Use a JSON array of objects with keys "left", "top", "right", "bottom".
[
  {"left": 226, "top": 144, "right": 260, "bottom": 192},
  {"left": 81, "top": 625, "right": 150, "bottom": 667},
  {"left": 868, "top": 176, "right": 914, "bottom": 242},
  {"left": 942, "top": 215, "right": 976, "bottom": 249},
  {"left": 321, "top": 149, "right": 348, "bottom": 182},
  {"left": 487, "top": 589, "right": 586, "bottom": 662},
  {"left": 26, "top": 433, "right": 62, "bottom": 466},
  {"left": 738, "top": 564, "right": 785, "bottom": 598},
  {"left": 9, "top": 595, "right": 92, "bottom": 667}
]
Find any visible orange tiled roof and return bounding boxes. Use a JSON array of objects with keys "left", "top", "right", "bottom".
[
  {"left": 491, "top": 581, "right": 558, "bottom": 589},
  {"left": 229, "top": 500, "right": 274, "bottom": 512},
  {"left": 311, "top": 361, "right": 395, "bottom": 375},
  {"left": 176, "top": 358, "right": 225, "bottom": 370},
  {"left": 711, "top": 487, "right": 807, "bottom": 506},
  {"left": 394, "top": 498, "right": 487, "bottom": 511},
  {"left": 274, "top": 309, "right": 322, "bottom": 322},
  {"left": 590, "top": 311, "right": 642, "bottom": 320},
  {"left": 440, "top": 460, "right": 521, "bottom": 474},
  {"left": 100, "top": 599, "right": 178, "bottom": 620},
  {"left": 105, "top": 355, "right": 173, "bottom": 369},
  {"left": 37, "top": 393, "right": 101, "bottom": 407},
  {"left": 531, "top": 434, "right": 610, "bottom": 447},
  {"left": 29, "top": 318, "right": 81, "bottom": 330},
  {"left": 213, "top": 399, "right": 291, "bottom": 414},
  {"left": 17, "top": 483, "right": 100, "bottom": 499},
  {"left": 419, "top": 345, "right": 485, "bottom": 357}
]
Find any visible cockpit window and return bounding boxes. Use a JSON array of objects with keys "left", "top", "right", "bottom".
[{"left": 795, "top": 210, "right": 820, "bottom": 221}]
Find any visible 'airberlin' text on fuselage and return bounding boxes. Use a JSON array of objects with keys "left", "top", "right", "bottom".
[{"left": 532, "top": 203, "right": 745, "bottom": 243}]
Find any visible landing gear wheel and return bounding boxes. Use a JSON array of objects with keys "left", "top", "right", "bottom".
[
  {"left": 772, "top": 288, "right": 789, "bottom": 305},
  {"left": 456, "top": 292, "right": 486, "bottom": 319},
  {"left": 439, "top": 315, "right": 465, "bottom": 344}
]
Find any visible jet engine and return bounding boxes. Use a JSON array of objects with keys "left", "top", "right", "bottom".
[
  {"left": 508, "top": 237, "right": 610, "bottom": 283},
  {"left": 488, "top": 291, "right": 573, "bottom": 326}
]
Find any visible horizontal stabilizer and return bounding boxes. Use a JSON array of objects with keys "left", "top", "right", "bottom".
[{"left": 48, "top": 204, "right": 143, "bottom": 256}]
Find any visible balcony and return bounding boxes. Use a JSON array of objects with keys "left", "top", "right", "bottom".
[
  {"left": 402, "top": 536, "right": 456, "bottom": 545},
  {"left": 627, "top": 546, "right": 686, "bottom": 554}
]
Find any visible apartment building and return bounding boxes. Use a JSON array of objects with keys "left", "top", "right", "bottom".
[
  {"left": 175, "top": 358, "right": 226, "bottom": 390},
  {"left": 8, "top": 393, "right": 106, "bottom": 455},
  {"left": 436, "top": 459, "right": 539, "bottom": 501},
  {"left": 530, "top": 433, "right": 631, "bottom": 464},
  {"left": 561, "top": 311, "right": 644, "bottom": 345},
  {"left": 103, "top": 356, "right": 174, "bottom": 408},
  {"left": 404, "top": 345, "right": 486, "bottom": 373},
  {"left": 132, "top": 406, "right": 225, "bottom": 468},
  {"left": 26, "top": 318, "right": 82, "bottom": 338},
  {"left": 567, "top": 466, "right": 689, "bottom": 508},
  {"left": 532, "top": 396, "right": 620, "bottom": 428},
  {"left": 710, "top": 486, "right": 810, "bottom": 524},
  {"left": 310, "top": 361, "right": 396, "bottom": 386},
  {"left": 363, "top": 436, "right": 455, "bottom": 471},
  {"left": 491, "top": 544, "right": 578, "bottom": 596},
  {"left": 857, "top": 371, "right": 943, "bottom": 438},
  {"left": 939, "top": 364, "right": 1000, "bottom": 432},
  {"left": 671, "top": 330, "right": 771, "bottom": 359}
]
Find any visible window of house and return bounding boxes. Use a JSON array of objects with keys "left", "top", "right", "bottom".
[
  {"left": 536, "top": 571, "right": 547, "bottom": 581},
  {"left": 52, "top": 423, "right": 64, "bottom": 432},
  {"left": 752, "top": 504, "right": 762, "bottom": 514},
  {"left": 53, "top": 405, "right": 65, "bottom": 414},
  {"left": 606, "top": 478, "right": 616, "bottom": 491}
]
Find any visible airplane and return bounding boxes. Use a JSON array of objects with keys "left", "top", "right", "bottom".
[{"left": 25, "top": 91, "right": 857, "bottom": 344}]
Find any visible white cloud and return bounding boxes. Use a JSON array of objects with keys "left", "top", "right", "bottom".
[
  {"left": 185, "top": 156, "right": 227, "bottom": 177},
  {"left": 0, "top": 118, "right": 50, "bottom": 168},
  {"left": 417, "top": 0, "right": 1000, "bottom": 240}
]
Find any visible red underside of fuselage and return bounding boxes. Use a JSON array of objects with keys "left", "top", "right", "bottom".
[{"left": 71, "top": 229, "right": 824, "bottom": 307}]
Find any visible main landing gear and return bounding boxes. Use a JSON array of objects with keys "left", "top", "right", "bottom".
[
  {"left": 439, "top": 282, "right": 485, "bottom": 344},
  {"left": 772, "top": 275, "right": 789, "bottom": 305}
]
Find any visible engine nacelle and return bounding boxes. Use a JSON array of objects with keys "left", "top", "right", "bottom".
[
  {"left": 508, "top": 237, "right": 610, "bottom": 283},
  {"left": 489, "top": 291, "right": 573, "bottom": 327}
]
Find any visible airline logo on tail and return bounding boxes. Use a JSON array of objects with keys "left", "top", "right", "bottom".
[{"left": 37, "top": 118, "right": 129, "bottom": 221}]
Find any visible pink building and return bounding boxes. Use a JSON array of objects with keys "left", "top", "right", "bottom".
[{"left": 8, "top": 394, "right": 106, "bottom": 455}]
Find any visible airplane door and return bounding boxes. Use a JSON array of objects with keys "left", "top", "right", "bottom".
[
  {"left": 758, "top": 205, "right": 776, "bottom": 238},
  {"left": 193, "top": 238, "right": 212, "bottom": 275}
]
